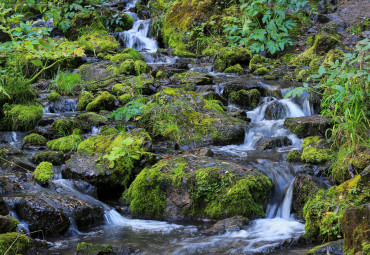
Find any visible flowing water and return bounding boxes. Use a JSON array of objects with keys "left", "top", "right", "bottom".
[{"left": 0, "top": 0, "right": 318, "bottom": 253}]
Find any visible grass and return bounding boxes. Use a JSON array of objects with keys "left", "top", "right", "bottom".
[{"left": 51, "top": 70, "right": 82, "bottom": 95}]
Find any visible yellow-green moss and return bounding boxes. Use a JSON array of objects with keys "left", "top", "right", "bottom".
[
  {"left": 100, "top": 126, "right": 119, "bottom": 136},
  {"left": 214, "top": 47, "right": 251, "bottom": 72},
  {"left": 76, "top": 112, "right": 108, "bottom": 126},
  {"left": 50, "top": 119, "right": 88, "bottom": 138},
  {"left": 112, "top": 83, "right": 130, "bottom": 96},
  {"left": 134, "top": 60, "right": 149, "bottom": 75},
  {"left": 34, "top": 162, "right": 53, "bottom": 185},
  {"left": 48, "top": 92, "right": 61, "bottom": 102},
  {"left": 287, "top": 150, "right": 302, "bottom": 162},
  {"left": 249, "top": 54, "right": 268, "bottom": 72},
  {"left": 156, "top": 71, "right": 169, "bottom": 79},
  {"left": 0, "top": 232, "right": 29, "bottom": 255},
  {"left": 114, "top": 59, "right": 135, "bottom": 75},
  {"left": 76, "top": 242, "right": 113, "bottom": 254},
  {"left": 46, "top": 131, "right": 83, "bottom": 152},
  {"left": 77, "top": 33, "right": 119, "bottom": 54},
  {"left": 77, "top": 91, "right": 94, "bottom": 111},
  {"left": 224, "top": 64, "right": 243, "bottom": 73},
  {"left": 118, "top": 93, "right": 133, "bottom": 105},
  {"left": 86, "top": 91, "right": 116, "bottom": 112},
  {"left": 301, "top": 136, "right": 331, "bottom": 164},
  {"left": 1, "top": 104, "right": 43, "bottom": 131},
  {"left": 253, "top": 67, "right": 269, "bottom": 75},
  {"left": 229, "top": 89, "right": 260, "bottom": 108},
  {"left": 23, "top": 133, "right": 47, "bottom": 146}
]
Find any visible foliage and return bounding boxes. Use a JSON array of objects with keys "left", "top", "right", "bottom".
[
  {"left": 110, "top": 99, "right": 145, "bottom": 121},
  {"left": 224, "top": 0, "right": 307, "bottom": 54},
  {"left": 51, "top": 70, "right": 82, "bottom": 95}
]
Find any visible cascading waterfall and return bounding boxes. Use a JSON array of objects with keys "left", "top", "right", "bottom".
[{"left": 117, "top": 0, "right": 158, "bottom": 52}]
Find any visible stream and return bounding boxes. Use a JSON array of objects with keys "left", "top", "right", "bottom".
[{"left": 0, "top": 0, "right": 320, "bottom": 254}]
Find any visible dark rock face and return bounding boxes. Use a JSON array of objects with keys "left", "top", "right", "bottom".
[
  {"left": 203, "top": 216, "right": 249, "bottom": 235},
  {"left": 292, "top": 174, "right": 328, "bottom": 219},
  {"left": 284, "top": 115, "right": 333, "bottom": 138},
  {"left": 255, "top": 136, "right": 292, "bottom": 151},
  {"left": 264, "top": 101, "right": 288, "bottom": 120},
  {"left": 342, "top": 203, "right": 370, "bottom": 254},
  {"left": 306, "top": 240, "right": 344, "bottom": 255}
]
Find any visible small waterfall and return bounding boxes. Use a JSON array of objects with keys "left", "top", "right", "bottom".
[
  {"left": 118, "top": 0, "right": 158, "bottom": 52},
  {"left": 91, "top": 126, "right": 101, "bottom": 135}
]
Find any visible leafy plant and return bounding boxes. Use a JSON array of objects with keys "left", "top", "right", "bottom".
[
  {"left": 224, "top": 0, "right": 307, "bottom": 54},
  {"left": 109, "top": 99, "right": 145, "bottom": 121}
]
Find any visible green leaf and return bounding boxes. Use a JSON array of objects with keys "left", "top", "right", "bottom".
[
  {"left": 318, "top": 66, "right": 326, "bottom": 76},
  {"left": 31, "top": 59, "right": 43, "bottom": 67}
]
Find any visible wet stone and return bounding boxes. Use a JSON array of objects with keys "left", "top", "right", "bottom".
[{"left": 255, "top": 136, "right": 292, "bottom": 151}]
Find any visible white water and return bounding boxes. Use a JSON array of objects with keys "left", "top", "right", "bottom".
[{"left": 118, "top": 0, "right": 158, "bottom": 52}]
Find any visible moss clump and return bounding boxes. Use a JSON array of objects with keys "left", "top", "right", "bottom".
[
  {"left": 76, "top": 112, "right": 108, "bottom": 126},
  {"left": 224, "top": 64, "right": 243, "bottom": 73},
  {"left": 303, "top": 172, "right": 369, "bottom": 243},
  {"left": 77, "top": 91, "right": 94, "bottom": 111},
  {"left": 287, "top": 150, "right": 302, "bottom": 162},
  {"left": 0, "top": 232, "right": 29, "bottom": 255},
  {"left": 0, "top": 215, "right": 18, "bottom": 233},
  {"left": 100, "top": 126, "right": 119, "bottom": 136},
  {"left": 228, "top": 89, "right": 261, "bottom": 109},
  {"left": 202, "top": 48, "right": 218, "bottom": 56},
  {"left": 118, "top": 94, "right": 132, "bottom": 105},
  {"left": 77, "top": 33, "right": 119, "bottom": 55},
  {"left": 253, "top": 67, "right": 269, "bottom": 75},
  {"left": 214, "top": 47, "right": 251, "bottom": 72},
  {"left": 123, "top": 155, "right": 272, "bottom": 219},
  {"left": 23, "top": 133, "right": 47, "bottom": 146},
  {"left": 32, "top": 151, "right": 67, "bottom": 165},
  {"left": 86, "top": 92, "right": 116, "bottom": 112},
  {"left": 301, "top": 136, "right": 331, "bottom": 164},
  {"left": 249, "top": 54, "right": 268, "bottom": 72},
  {"left": 46, "top": 131, "right": 83, "bottom": 152},
  {"left": 34, "top": 162, "right": 53, "bottom": 185},
  {"left": 134, "top": 60, "right": 149, "bottom": 75},
  {"left": 108, "top": 53, "right": 132, "bottom": 63},
  {"left": 156, "top": 71, "right": 169, "bottom": 79},
  {"left": 1, "top": 104, "right": 43, "bottom": 131},
  {"left": 171, "top": 71, "right": 214, "bottom": 85},
  {"left": 112, "top": 83, "right": 130, "bottom": 96},
  {"left": 114, "top": 59, "right": 135, "bottom": 75},
  {"left": 50, "top": 119, "right": 88, "bottom": 138},
  {"left": 48, "top": 92, "right": 61, "bottom": 102},
  {"left": 76, "top": 242, "right": 112, "bottom": 254}
]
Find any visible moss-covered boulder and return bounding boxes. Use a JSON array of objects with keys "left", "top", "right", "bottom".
[
  {"left": 77, "top": 91, "right": 94, "bottom": 111},
  {"left": 138, "top": 88, "right": 246, "bottom": 148},
  {"left": 214, "top": 47, "right": 251, "bottom": 72},
  {"left": 32, "top": 151, "right": 69, "bottom": 165},
  {"left": 171, "top": 71, "right": 214, "bottom": 86},
  {"left": 86, "top": 92, "right": 116, "bottom": 112},
  {"left": 1, "top": 104, "right": 43, "bottom": 131},
  {"left": 123, "top": 154, "right": 272, "bottom": 220},
  {"left": 249, "top": 54, "right": 269, "bottom": 72},
  {"left": 34, "top": 162, "right": 53, "bottom": 185},
  {"left": 342, "top": 203, "right": 370, "bottom": 255},
  {"left": 76, "top": 242, "right": 112, "bottom": 255},
  {"left": 286, "top": 150, "right": 302, "bottom": 162},
  {"left": 228, "top": 89, "right": 260, "bottom": 109},
  {"left": 224, "top": 64, "right": 243, "bottom": 73},
  {"left": 114, "top": 59, "right": 135, "bottom": 75},
  {"left": 134, "top": 60, "right": 149, "bottom": 75},
  {"left": 284, "top": 115, "right": 333, "bottom": 138},
  {"left": 100, "top": 126, "right": 119, "bottom": 136},
  {"left": 305, "top": 240, "right": 344, "bottom": 255},
  {"left": 76, "top": 112, "right": 109, "bottom": 127},
  {"left": 0, "top": 232, "right": 29, "bottom": 255},
  {"left": 50, "top": 119, "right": 89, "bottom": 138},
  {"left": 255, "top": 136, "right": 292, "bottom": 151},
  {"left": 46, "top": 132, "right": 83, "bottom": 152},
  {"left": 303, "top": 170, "right": 370, "bottom": 242},
  {"left": 301, "top": 136, "right": 331, "bottom": 164},
  {"left": 0, "top": 215, "right": 18, "bottom": 234},
  {"left": 63, "top": 129, "right": 152, "bottom": 193},
  {"left": 66, "top": 12, "right": 105, "bottom": 40},
  {"left": 48, "top": 92, "right": 61, "bottom": 102},
  {"left": 23, "top": 133, "right": 47, "bottom": 146},
  {"left": 77, "top": 33, "right": 119, "bottom": 55},
  {"left": 253, "top": 67, "right": 269, "bottom": 75}
]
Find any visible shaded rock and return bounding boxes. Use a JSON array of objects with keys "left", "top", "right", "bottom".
[
  {"left": 0, "top": 215, "right": 18, "bottom": 233},
  {"left": 229, "top": 89, "right": 261, "bottom": 109},
  {"left": 222, "top": 81, "right": 261, "bottom": 99},
  {"left": 203, "top": 216, "right": 249, "bottom": 235},
  {"left": 342, "top": 203, "right": 370, "bottom": 254},
  {"left": 256, "top": 136, "right": 292, "bottom": 151},
  {"left": 264, "top": 100, "right": 289, "bottom": 120},
  {"left": 284, "top": 115, "right": 333, "bottom": 138},
  {"left": 306, "top": 240, "right": 344, "bottom": 255},
  {"left": 292, "top": 174, "right": 328, "bottom": 219},
  {"left": 226, "top": 108, "right": 251, "bottom": 122},
  {"left": 32, "top": 151, "right": 70, "bottom": 166}
]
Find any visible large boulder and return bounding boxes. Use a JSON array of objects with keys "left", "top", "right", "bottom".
[
  {"left": 284, "top": 115, "right": 333, "bottom": 138},
  {"left": 123, "top": 154, "right": 272, "bottom": 220}
]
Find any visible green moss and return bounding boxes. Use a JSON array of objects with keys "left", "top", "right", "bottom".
[
  {"left": 214, "top": 47, "right": 251, "bottom": 72},
  {"left": 287, "top": 150, "right": 302, "bottom": 162},
  {"left": 121, "top": 13, "right": 134, "bottom": 30},
  {"left": 109, "top": 53, "right": 133, "bottom": 63},
  {"left": 301, "top": 136, "right": 331, "bottom": 164},
  {"left": 253, "top": 67, "right": 269, "bottom": 75},
  {"left": 76, "top": 242, "right": 112, "bottom": 254},
  {"left": 77, "top": 134, "right": 115, "bottom": 155},
  {"left": 77, "top": 91, "right": 94, "bottom": 111},
  {"left": 363, "top": 242, "right": 370, "bottom": 255},
  {"left": 119, "top": 48, "right": 145, "bottom": 61},
  {"left": 50, "top": 119, "right": 88, "bottom": 138},
  {"left": 114, "top": 59, "right": 135, "bottom": 75},
  {"left": 202, "top": 48, "right": 218, "bottom": 56},
  {"left": 48, "top": 92, "right": 61, "bottom": 102},
  {"left": 1, "top": 104, "right": 43, "bottom": 131},
  {"left": 76, "top": 112, "right": 108, "bottom": 126},
  {"left": 77, "top": 33, "right": 119, "bottom": 54},
  {"left": 228, "top": 89, "right": 260, "bottom": 108},
  {"left": 156, "top": 71, "right": 169, "bottom": 79},
  {"left": 112, "top": 83, "right": 130, "bottom": 96},
  {"left": 0, "top": 232, "right": 29, "bottom": 255},
  {"left": 100, "top": 126, "right": 119, "bottom": 136},
  {"left": 34, "top": 161, "right": 53, "bottom": 185},
  {"left": 134, "top": 60, "right": 149, "bottom": 75},
  {"left": 224, "top": 64, "right": 243, "bottom": 73},
  {"left": 118, "top": 94, "right": 133, "bottom": 105},
  {"left": 214, "top": 59, "right": 227, "bottom": 72},
  {"left": 32, "top": 151, "right": 67, "bottom": 165},
  {"left": 86, "top": 92, "right": 116, "bottom": 112},
  {"left": 303, "top": 173, "right": 369, "bottom": 243},
  {"left": 46, "top": 131, "right": 83, "bottom": 152},
  {"left": 249, "top": 54, "right": 268, "bottom": 72},
  {"left": 23, "top": 133, "right": 47, "bottom": 146}
]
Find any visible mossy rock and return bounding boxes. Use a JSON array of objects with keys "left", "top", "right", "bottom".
[
  {"left": 301, "top": 136, "right": 331, "bottom": 164},
  {"left": 66, "top": 12, "right": 105, "bottom": 40},
  {"left": 171, "top": 71, "right": 214, "bottom": 86},
  {"left": 228, "top": 89, "right": 260, "bottom": 109},
  {"left": 34, "top": 162, "right": 53, "bottom": 185},
  {"left": 46, "top": 132, "right": 83, "bottom": 152},
  {"left": 284, "top": 115, "right": 333, "bottom": 138},
  {"left": 214, "top": 47, "right": 251, "bottom": 72},
  {"left": 303, "top": 170, "right": 369, "bottom": 242},
  {"left": 286, "top": 150, "right": 302, "bottom": 162},
  {"left": 1, "top": 104, "right": 43, "bottom": 131},
  {"left": 156, "top": 70, "right": 169, "bottom": 79},
  {"left": 77, "top": 91, "right": 94, "bottom": 111},
  {"left": 77, "top": 33, "right": 119, "bottom": 55},
  {"left": 76, "top": 112, "right": 109, "bottom": 126},
  {"left": 32, "top": 151, "right": 68, "bottom": 165},
  {"left": 0, "top": 215, "right": 18, "bottom": 233},
  {"left": 305, "top": 240, "right": 344, "bottom": 255},
  {"left": 249, "top": 54, "right": 269, "bottom": 72},
  {"left": 23, "top": 133, "right": 47, "bottom": 146},
  {"left": 0, "top": 232, "right": 29, "bottom": 255},
  {"left": 48, "top": 92, "right": 61, "bottom": 102},
  {"left": 118, "top": 94, "right": 133, "bottom": 105},
  {"left": 123, "top": 154, "right": 272, "bottom": 220},
  {"left": 100, "top": 126, "right": 119, "bottom": 136},
  {"left": 50, "top": 119, "right": 89, "bottom": 138},
  {"left": 134, "top": 60, "right": 149, "bottom": 75},
  {"left": 86, "top": 92, "right": 116, "bottom": 112},
  {"left": 114, "top": 59, "right": 135, "bottom": 75},
  {"left": 112, "top": 83, "right": 131, "bottom": 96},
  {"left": 76, "top": 242, "right": 112, "bottom": 255},
  {"left": 224, "top": 64, "right": 243, "bottom": 73},
  {"left": 253, "top": 67, "right": 269, "bottom": 75}
]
